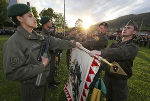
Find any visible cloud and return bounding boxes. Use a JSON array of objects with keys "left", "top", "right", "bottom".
[{"left": 20, "top": 0, "right": 150, "bottom": 27}]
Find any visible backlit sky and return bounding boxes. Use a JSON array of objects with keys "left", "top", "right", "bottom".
[{"left": 20, "top": 0, "right": 150, "bottom": 27}]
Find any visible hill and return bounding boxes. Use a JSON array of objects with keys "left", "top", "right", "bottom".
[{"left": 92, "top": 12, "right": 150, "bottom": 31}]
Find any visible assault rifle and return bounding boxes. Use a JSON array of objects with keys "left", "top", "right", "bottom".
[{"left": 35, "top": 37, "right": 50, "bottom": 86}]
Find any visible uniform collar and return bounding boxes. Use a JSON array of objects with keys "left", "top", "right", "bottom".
[
  {"left": 17, "top": 26, "right": 45, "bottom": 40},
  {"left": 119, "top": 38, "right": 133, "bottom": 45},
  {"left": 41, "top": 28, "right": 50, "bottom": 34}
]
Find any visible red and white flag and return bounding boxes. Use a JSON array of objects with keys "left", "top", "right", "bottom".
[{"left": 64, "top": 48, "right": 101, "bottom": 101}]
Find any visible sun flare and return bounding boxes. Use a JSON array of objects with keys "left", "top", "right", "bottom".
[{"left": 82, "top": 17, "right": 94, "bottom": 29}]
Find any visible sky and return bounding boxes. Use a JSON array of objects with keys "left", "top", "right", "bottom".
[{"left": 20, "top": 0, "right": 150, "bottom": 28}]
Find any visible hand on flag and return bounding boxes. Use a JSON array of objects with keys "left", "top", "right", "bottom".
[
  {"left": 76, "top": 42, "right": 83, "bottom": 49},
  {"left": 89, "top": 50, "right": 101, "bottom": 57}
]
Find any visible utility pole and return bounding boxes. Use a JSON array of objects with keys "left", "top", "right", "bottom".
[{"left": 64, "top": 0, "right": 65, "bottom": 36}]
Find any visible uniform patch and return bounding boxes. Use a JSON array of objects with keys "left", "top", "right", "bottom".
[{"left": 10, "top": 57, "right": 20, "bottom": 66}]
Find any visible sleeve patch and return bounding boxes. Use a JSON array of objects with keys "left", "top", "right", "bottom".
[{"left": 10, "top": 57, "right": 20, "bottom": 66}]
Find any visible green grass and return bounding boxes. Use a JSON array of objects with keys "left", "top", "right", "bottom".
[
  {"left": 0, "top": 36, "right": 150, "bottom": 101},
  {"left": 127, "top": 47, "right": 150, "bottom": 101}
]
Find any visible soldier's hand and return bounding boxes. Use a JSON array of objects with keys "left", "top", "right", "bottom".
[
  {"left": 41, "top": 56, "right": 50, "bottom": 67},
  {"left": 76, "top": 42, "right": 83, "bottom": 49},
  {"left": 70, "top": 40, "right": 74, "bottom": 43},
  {"left": 89, "top": 50, "right": 101, "bottom": 56}
]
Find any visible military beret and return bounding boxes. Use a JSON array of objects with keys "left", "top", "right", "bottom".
[
  {"left": 7, "top": 4, "right": 31, "bottom": 17},
  {"left": 40, "top": 16, "right": 50, "bottom": 25}
]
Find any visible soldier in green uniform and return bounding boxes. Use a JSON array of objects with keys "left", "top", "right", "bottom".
[
  {"left": 83, "top": 22, "right": 109, "bottom": 91},
  {"left": 83, "top": 22, "right": 108, "bottom": 50},
  {"left": 40, "top": 16, "right": 60, "bottom": 89},
  {"left": 3, "top": 4, "right": 80, "bottom": 101},
  {"left": 66, "top": 27, "right": 78, "bottom": 40},
  {"left": 66, "top": 27, "right": 79, "bottom": 68},
  {"left": 89, "top": 20, "right": 139, "bottom": 101}
]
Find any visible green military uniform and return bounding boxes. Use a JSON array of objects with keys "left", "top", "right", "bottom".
[
  {"left": 40, "top": 28, "right": 59, "bottom": 87},
  {"left": 66, "top": 34, "right": 79, "bottom": 68},
  {"left": 40, "top": 16, "right": 63, "bottom": 87},
  {"left": 3, "top": 26, "right": 47, "bottom": 101},
  {"left": 101, "top": 38, "right": 138, "bottom": 101},
  {"left": 83, "top": 34, "right": 108, "bottom": 50},
  {"left": 3, "top": 4, "right": 76, "bottom": 101},
  {"left": 3, "top": 26, "right": 75, "bottom": 101}
]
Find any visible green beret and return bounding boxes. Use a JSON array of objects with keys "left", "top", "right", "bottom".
[
  {"left": 7, "top": 4, "right": 31, "bottom": 17},
  {"left": 40, "top": 16, "right": 50, "bottom": 25}
]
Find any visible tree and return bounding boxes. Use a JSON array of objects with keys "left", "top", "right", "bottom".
[
  {"left": 39, "top": 8, "right": 55, "bottom": 20},
  {"left": 31, "top": 7, "right": 39, "bottom": 19},
  {"left": 31, "top": 7, "right": 40, "bottom": 27},
  {"left": 0, "top": 0, "right": 8, "bottom": 27},
  {"left": 39, "top": 8, "right": 65, "bottom": 28},
  {"left": 54, "top": 13, "right": 64, "bottom": 28},
  {"left": 75, "top": 19, "right": 83, "bottom": 28},
  {"left": 75, "top": 19, "right": 84, "bottom": 32}
]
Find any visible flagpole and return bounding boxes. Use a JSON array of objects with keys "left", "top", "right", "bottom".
[{"left": 64, "top": 0, "right": 65, "bottom": 36}]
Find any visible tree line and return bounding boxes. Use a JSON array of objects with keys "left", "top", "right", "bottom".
[{"left": 0, "top": 1, "right": 66, "bottom": 29}]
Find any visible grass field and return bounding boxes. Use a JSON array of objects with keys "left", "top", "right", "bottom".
[{"left": 0, "top": 35, "right": 150, "bottom": 101}]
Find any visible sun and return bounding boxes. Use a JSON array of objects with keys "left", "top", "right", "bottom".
[{"left": 82, "top": 17, "right": 94, "bottom": 29}]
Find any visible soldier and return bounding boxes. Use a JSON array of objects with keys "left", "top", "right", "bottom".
[
  {"left": 83, "top": 22, "right": 109, "bottom": 91},
  {"left": 83, "top": 22, "right": 108, "bottom": 50},
  {"left": 89, "top": 20, "right": 139, "bottom": 101},
  {"left": 40, "top": 16, "right": 60, "bottom": 89},
  {"left": 3, "top": 4, "right": 80, "bottom": 101},
  {"left": 66, "top": 27, "right": 79, "bottom": 68},
  {"left": 143, "top": 35, "right": 148, "bottom": 47},
  {"left": 66, "top": 27, "right": 78, "bottom": 40}
]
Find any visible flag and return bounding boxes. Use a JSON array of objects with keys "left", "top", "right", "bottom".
[{"left": 64, "top": 48, "right": 101, "bottom": 101}]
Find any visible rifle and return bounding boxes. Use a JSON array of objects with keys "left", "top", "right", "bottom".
[{"left": 35, "top": 37, "right": 50, "bottom": 86}]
